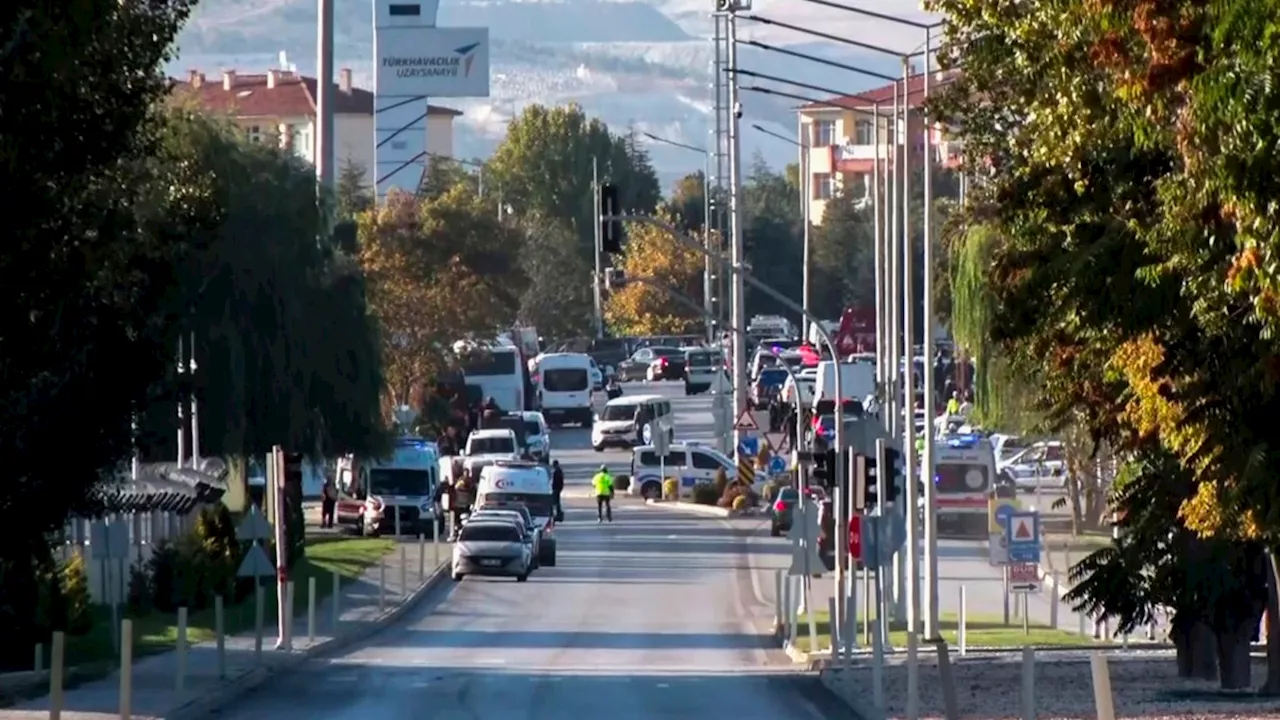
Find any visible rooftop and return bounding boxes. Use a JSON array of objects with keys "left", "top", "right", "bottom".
[
  {"left": 170, "top": 69, "right": 463, "bottom": 119},
  {"left": 799, "top": 69, "right": 960, "bottom": 112}
]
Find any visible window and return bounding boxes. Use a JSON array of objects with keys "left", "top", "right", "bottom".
[
  {"left": 813, "top": 173, "right": 834, "bottom": 200},
  {"left": 600, "top": 403, "right": 638, "bottom": 421},
  {"left": 631, "top": 349, "right": 653, "bottom": 362},
  {"left": 650, "top": 347, "right": 684, "bottom": 359},
  {"left": 639, "top": 451, "right": 684, "bottom": 467},
  {"left": 481, "top": 492, "right": 554, "bottom": 518},
  {"left": 461, "top": 350, "right": 517, "bottom": 376},
  {"left": 368, "top": 468, "right": 431, "bottom": 496},
  {"left": 469, "top": 436, "right": 515, "bottom": 455},
  {"left": 935, "top": 463, "right": 989, "bottom": 493},
  {"left": 813, "top": 120, "right": 836, "bottom": 146},
  {"left": 855, "top": 119, "right": 875, "bottom": 145},
  {"left": 458, "top": 523, "right": 521, "bottom": 543},
  {"left": 1044, "top": 445, "right": 1065, "bottom": 462},
  {"left": 691, "top": 452, "right": 729, "bottom": 471},
  {"left": 522, "top": 420, "right": 543, "bottom": 437},
  {"left": 543, "top": 368, "right": 589, "bottom": 392},
  {"left": 246, "top": 125, "right": 262, "bottom": 143}
]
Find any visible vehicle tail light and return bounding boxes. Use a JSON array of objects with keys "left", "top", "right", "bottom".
[
  {"left": 774, "top": 500, "right": 788, "bottom": 511},
  {"left": 660, "top": 357, "right": 669, "bottom": 366}
]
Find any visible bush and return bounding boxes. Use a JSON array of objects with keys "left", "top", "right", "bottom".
[
  {"left": 662, "top": 478, "right": 678, "bottom": 500},
  {"left": 127, "top": 559, "right": 152, "bottom": 615},
  {"left": 691, "top": 483, "right": 719, "bottom": 506},
  {"left": 60, "top": 552, "right": 93, "bottom": 635},
  {"left": 195, "top": 504, "right": 241, "bottom": 599},
  {"left": 713, "top": 468, "right": 729, "bottom": 496},
  {"left": 732, "top": 494, "right": 748, "bottom": 511}
]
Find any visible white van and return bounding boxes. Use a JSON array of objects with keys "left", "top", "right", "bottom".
[
  {"left": 535, "top": 353, "right": 595, "bottom": 426},
  {"left": 812, "top": 361, "right": 876, "bottom": 412},
  {"left": 933, "top": 433, "right": 998, "bottom": 535},
  {"left": 627, "top": 442, "right": 750, "bottom": 500},
  {"left": 463, "top": 428, "right": 522, "bottom": 470},
  {"left": 683, "top": 347, "right": 724, "bottom": 395},
  {"left": 457, "top": 341, "right": 526, "bottom": 412},
  {"left": 476, "top": 461, "right": 557, "bottom": 565},
  {"left": 591, "top": 393, "right": 675, "bottom": 452}
]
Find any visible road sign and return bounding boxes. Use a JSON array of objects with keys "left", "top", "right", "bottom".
[
  {"left": 1009, "top": 562, "right": 1040, "bottom": 593},
  {"left": 787, "top": 503, "right": 824, "bottom": 576},
  {"left": 236, "top": 505, "right": 273, "bottom": 542},
  {"left": 989, "top": 533, "right": 1009, "bottom": 566},
  {"left": 768, "top": 455, "right": 787, "bottom": 475},
  {"left": 1006, "top": 511, "right": 1041, "bottom": 563},
  {"left": 237, "top": 543, "right": 277, "bottom": 578},
  {"left": 763, "top": 432, "right": 787, "bottom": 454},
  {"left": 653, "top": 423, "right": 670, "bottom": 455},
  {"left": 739, "top": 435, "right": 760, "bottom": 459},
  {"left": 859, "top": 514, "right": 906, "bottom": 570},
  {"left": 989, "top": 497, "right": 1019, "bottom": 533},
  {"left": 90, "top": 521, "right": 130, "bottom": 561},
  {"left": 735, "top": 408, "right": 759, "bottom": 431}
]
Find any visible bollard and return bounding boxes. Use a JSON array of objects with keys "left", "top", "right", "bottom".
[
  {"left": 400, "top": 544, "right": 408, "bottom": 597},
  {"left": 1023, "top": 594, "right": 1030, "bottom": 635},
  {"left": 959, "top": 585, "right": 967, "bottom": 656},
  {"left": 214, "top": 595, "right": 226, "bottom": 679},
  {"left": 905, "top": 631, "right": 919, "bottom": 720},
  {"left": 780, "top": 573, "right": 791, "bottom": 637},
  {"left": 120, "top": 618, "right": 133, "bottom": 720},
  {"left": 332, "top": 570, "right": 341, "bottom": 629},
  {"left": 1050, "top": 575, "right": 1060, "bottom": 628},
  {"left": 1020, "top": 647, "right": 1036, "bottom": 720},
  {"left": 176, "top": 606, "right": 188, "bottom": 691},
  {"left": 433, "top": 519, "right": 441, "bottom": 568},
  {"left": 1090, "top": 652, "right": 1116, "bottom": 720},
  {"left": 935, "top": 641, "right": 960, "bottom": 720},
  {"left": 394, "top": 507, "right": 401, "bottom": 537},
  {"left": 1003, "top": 569, "right": 1011, "bottom": 626},
  {"left": 828, "top": 596, "right": 839, "bottom": 658},
  {"left": 49, "top": 631, "right": 64, "bottom": 720},
  {"left": 379, "top": 560, "right": 387, "bottom": 613},
  {"left": 34, "top": 643, "right": 43, "bottom": 674},
  {"left": 862, "top": 569, "right": 871, "bottom": 646},
  {"left": 788, "top": 577, "right": 798, "bottom": 647},
  {"left": 1122, "top": 631, "right": 1129, "bottom": 650},
  {"left": 871, "top": 614, "right": 885, "bottom": 710},
  {"left": 254, "top": 582, "right": 265, "bottom": 665},
  {"left": 774, "top": 570, "right": 784, "bottom": 630},
  {"left": 418, "top": 533, "right": 426, "bottom": 581},
  {"left": 1078, "top": 609, "right": 1087, "bottom": 637},
  {"left": 307, "top": 577, "right": 317, "bottom": 643}
]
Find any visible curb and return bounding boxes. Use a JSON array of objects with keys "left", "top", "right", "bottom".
[
  {"left": 641, "top": 500, "right": 762, "bottom": 518},
  {"left": 818, "top": 669, "right": 883, "bottom": 720},
  {"left": 167, "top": 559, "right": 451, "bottom": 720}
]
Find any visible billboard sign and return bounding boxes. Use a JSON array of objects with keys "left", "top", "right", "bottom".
[{"left": 375, "top": 27, "right": 491, "bottom": 98}]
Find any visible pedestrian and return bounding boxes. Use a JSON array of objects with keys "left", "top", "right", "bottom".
[
  {"left": 433, "top": 477, "right": 451, "bottom": 538},
  {"left": 320, "top": 478, "right": 337, "bottom": 528},
  {"left": 481, "top": 396, "right": 501, "bottom": 428},
  {"left": 551, "top": 460, "right": 565, "bottom": 522},
  {"left": 592, "top": 464, "right": 614, "bottom": 523}
]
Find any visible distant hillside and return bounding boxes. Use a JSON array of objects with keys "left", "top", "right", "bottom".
[{"left": 179, "top": 0, "right": 690, "bottom": 55}]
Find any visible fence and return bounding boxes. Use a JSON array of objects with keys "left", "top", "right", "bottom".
[{"left": 56, "top": 510, "right": 202, "bottom": 606}]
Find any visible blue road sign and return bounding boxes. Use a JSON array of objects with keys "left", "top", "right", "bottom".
[
  {"left": 739, "top": 435, "right": 760, "bottom": 459},
  {"left": 768, "top": 455, "right": 787, "bottom": 475},
  {"left": 1005, "top": 511, "right": 1041, "bottom": 563},
  {"left": 994, "top": 502, "right": 1018, "bottom": 534}
]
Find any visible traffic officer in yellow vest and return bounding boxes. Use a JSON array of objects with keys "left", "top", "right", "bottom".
[
  {"left": 592, "top": 464, "right": 615, "bottom": 523},
  {"left": 946, "top": 391, "right": 961, "bottom": 416}
]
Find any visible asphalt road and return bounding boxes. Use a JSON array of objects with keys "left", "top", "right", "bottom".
[{"left": 214, "top": 382, "right": 857, "bottom": 720}]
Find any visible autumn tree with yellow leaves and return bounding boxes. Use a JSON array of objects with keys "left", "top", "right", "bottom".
[
  {"left": 357, "top": 187, "right": 523, "bottom": 416},
  {"left": 603, "top": 216, "right": 707, "bottom": 336}
]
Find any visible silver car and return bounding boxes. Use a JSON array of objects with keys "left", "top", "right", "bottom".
[
  {"left": 468, "top": 507, "right": 540, "bottom": 569},
  {"left": 451, "top": 520, "right": 532, "bottom": 582}
]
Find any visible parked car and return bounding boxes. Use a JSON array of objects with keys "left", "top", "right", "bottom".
[{"left": 616, "top": 346, "right": 684, "bottom": 382}]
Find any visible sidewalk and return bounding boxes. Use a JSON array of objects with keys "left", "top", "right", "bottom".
[{"left": 2, "top": 537, "right": 451, "bottom": 720}]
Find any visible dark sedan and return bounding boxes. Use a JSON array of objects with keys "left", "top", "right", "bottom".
[
  {"left": 770, "top": 486, "right": 800, "bottom": 536},
  {"left": 616, "top": 346, "right": 685, "bottom": 382}
]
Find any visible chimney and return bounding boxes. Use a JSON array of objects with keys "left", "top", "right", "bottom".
[
  {"left": 267, "top": 69, "right": 279, "bottom": 89},
  {"left": 909, "top": 63, "right": 919, "bottom": 76},
  {"left": 222, "top": 70, "right": 236, "bottom": 91},
  {"left": 278, "top": 123, "right": 292, "bottom": 151},
  {"left": 187, "top": 69, "right": 200, "bottom": 86},
  {"left": 339, "top": 68, "right": 352, "bottom": 93}
]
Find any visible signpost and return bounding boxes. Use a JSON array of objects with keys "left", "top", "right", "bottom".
[
  {"left": 988, "top": 497, "right": 1019, "bottom": 565},
  {"left": 236, "top": 506, "right": 275, "bottom": 664},
  {"left": 1006, "top": 511, "right": 1042, "bottom": 563},
  {"left": 860, "top": 513, "right": 907, "bottom": 570},
  {"left": 1009, "top": 563, "right": 1040, "bottom": 593},
  {"left": 736, "top": 411, "right": 759, "bottom": 481}
]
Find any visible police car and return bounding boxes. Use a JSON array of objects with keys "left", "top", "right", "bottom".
[{"left": 627, "top": 441, "right": 757, "bottom": 500}]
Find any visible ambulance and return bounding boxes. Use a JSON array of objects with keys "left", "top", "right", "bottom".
[
  {"left": 932, "top": 432, "right": 998, "bottom": 536},
  {"left": 476, "top": 461, "right": 558, "bottom": 566},
  {"left": 335, "top": 437, "right": 439, "bottom": 536}
]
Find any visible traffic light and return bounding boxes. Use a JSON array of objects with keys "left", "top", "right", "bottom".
[
  {"left": 599, "top": 182, "right": 624, "bottom": 254},
  {"left": 811, "top": 447, "right": 837, "bottom": 490},
  {"left": 852, "top": 451, "right": 878, "bottom": 511},
  {"left": 879, "top": 444, "right": 904, "bottom": 504}
]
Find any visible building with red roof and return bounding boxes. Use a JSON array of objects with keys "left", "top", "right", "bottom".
[
  {"left": 171, "top": 68, "right": 463, "bottom": 190},
  {"left": 796, "top": 67, "right": 962, "bottom": 224}
]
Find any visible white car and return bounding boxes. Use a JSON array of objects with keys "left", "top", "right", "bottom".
[
  {"left": 451, "top": 520, "right": 532, "bottom": 582},
  {"left": 999, "top": 441, "right": 1067, "bottom": 491},
  {"left": 518, "top": 411, "right": 551, "bottom": 463},
  {"left": 463, "top": 429, "right": 522, "bottom": 470}
]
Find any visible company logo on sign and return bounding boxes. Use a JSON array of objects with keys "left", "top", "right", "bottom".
[{"left": 382, "top": 42, "right": 483, "bottom": 80}]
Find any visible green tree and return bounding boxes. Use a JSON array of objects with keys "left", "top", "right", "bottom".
[
  {"left": 336, "top": 159, "right": 373, "bottom": 219},
  {"left": 0, "top": 0, "right": 200, "bottom": 669},
  {"left": 809, "top": 191, "right": 875, "bottom": 316},
  {"left": 515, "top": 213, "right": 594, "bottom": 341},
  {"left": 930, "top": 0, "right": 1280, "bottom": 689},
  {"left": 486, "top": 104, "right": 662, "bottom": 263},
  {"left": 742, "top": 157, "right": 803, "bottom": 318},
  {"left": 665, "top": 171, "right": 706, "bottom": 233}
]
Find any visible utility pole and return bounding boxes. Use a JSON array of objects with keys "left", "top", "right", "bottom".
[
  {"left": 921, "top": 28, "right": 939, "bottom": 640},
  {"left": 797, "top": 113, "right": 811, "bottom": 318},
  {"left": 712, "top": 11, "right": 729, "bottom": 335},
  {"left": 592, "top": 157, "right": 605, "bottom": 338},
  {"left": 872, "top": 101, "right": 884, "bottom": 421},
  {"left": 901, "top": 57, "right": 920, "bottom": 636},
  {"left": 176, "top": 336, "right": 186, "bottom": 467},
  {"left": 890, "top": 80, "right": 906, "bottom": 621},
  {"left": 702, "top": 152, "right": 715, "bottom": 342},
  {"left": 189, "top": 331, "right": 200, "bottom": 468},
  {"left": 315, "top": 0, "right": 335, "bottom": 196},
  {"left": 726, "top": 7, "right": 748, "bottom": 447}
]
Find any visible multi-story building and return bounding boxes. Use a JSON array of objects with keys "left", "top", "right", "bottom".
[
  {"left": 797, "top": 69, "right": 962, "bottom": 225},
  {"left": 171, "top": 69, "right": 462, "bottom": 190}
]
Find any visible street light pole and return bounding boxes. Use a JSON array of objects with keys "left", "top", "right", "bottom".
[
  {"left": 901, "top": 56, "right": 920, "bottom": 638},
  {"left": 726, "top": 9, "right": 749, "bottom": 450},
  {"left": 796, "top": 114, "right": 812, "bottom": 318},
  {"left": 921, "top": 27, "right": 939, "bottom": 641},
  {"left": 592, "top": 157, "right": 605, "bottom": 339}
]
